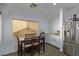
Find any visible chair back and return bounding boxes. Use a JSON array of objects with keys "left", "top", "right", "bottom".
[
  {"left": 16, "top": 35, "right": 20, "bottom": 45},
  {"left": 31, "top": 36, "right": 40, "bottom": 46},
  {"left": 16, "top": 35, "right": 22, "bottom": 52},
  {"left": 24, "top": 37, "right": 32, "bottom": 45},
  {"left": 25, "top": 34, "right": 31, "bottom": 38}
]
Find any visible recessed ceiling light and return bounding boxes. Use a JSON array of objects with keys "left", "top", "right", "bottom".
[{"left": 53, "top": 3, "right": 56, "bottom": 5}]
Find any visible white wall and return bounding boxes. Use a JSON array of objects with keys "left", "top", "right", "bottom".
[
  {"left": 0, "top": 14, "right": 1, "bottom": 45},
  {"left": 47, "top": 12, "right": 60, "bottom": 48},
  {"left": 47, "top": 8, "right": 64, "bottom": 51},
  {"left": 0, "top": 4, "right": 49, "bottom": 55}
]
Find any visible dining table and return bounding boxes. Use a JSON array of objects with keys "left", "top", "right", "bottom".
[{"left": 17, "top": 35, "right": 45, "bottom": 55}]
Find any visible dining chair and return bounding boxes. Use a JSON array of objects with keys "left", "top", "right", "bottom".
[
  {"left": 40, "top": 36, "right": 45, "bottom": 52},
  {"left": 16, "top": 35, "right": 33, "bottom": 56},
  {"left": 21, "top": 37, "right": 33, "bottom": 56},
  {"left": 16, "top": 35, "right": 23, "bottom": 56},
  {"left": 31, "top": 36, "right": 41, "bottom": 55}
]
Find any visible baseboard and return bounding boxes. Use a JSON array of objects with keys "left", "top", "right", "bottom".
[
  {"left": 46, "top": 42, "right": 60, "bottom": 50},
  {"left": 2, "top": 51, "right": 17, "bottom": 56},
  {"left": 1, "top": 49, "right": 17, "bottom": 56}
]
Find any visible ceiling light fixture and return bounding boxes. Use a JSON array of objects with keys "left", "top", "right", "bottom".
[
  {"left": 53, "top": 3, "right": 56, "bottom": 5},
  {"left": 30, "top": 3, "right": 37, "bottom": 8}
]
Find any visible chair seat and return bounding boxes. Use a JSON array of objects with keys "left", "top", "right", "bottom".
[
  {"left": 40, "top": 40, "right": 43, "bottom": 42},
  {"left": 33, "top": 42, "right": 39, "bottom": 45},
  {"left": 33, "top": 40, "right": 43, "bottom": 45},
  {"left": 22, "top": 44, "right": 32, "bottom": 48}
]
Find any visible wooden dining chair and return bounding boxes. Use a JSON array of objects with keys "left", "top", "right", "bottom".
[
  {"left": 40, "top": 36, "right": 45, "bottom": 52},
  {"left": 31, "top": 36, "right": 41, "bottom": 55},
  {"left": 16, "top": 35, "right": 23, "bottom": 56},
  {"left": 31, "top": 35, "right": 45, "bottom": 55},
  {"left": 16, "top": 35, "right": 33, "bottom": 56},
  {"left": 21, "top": 37, "right": 33, "bottom": 56},
  {"left": 25, "top": 34, "right": 31, "bottom": 38}
]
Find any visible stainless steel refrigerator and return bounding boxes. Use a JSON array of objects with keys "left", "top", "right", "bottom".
[{"left": 64, "top": 14, "right": 79, "bottom": 56}]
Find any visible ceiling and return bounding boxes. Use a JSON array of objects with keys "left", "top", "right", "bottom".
[
  {"left": 1, "top": 3, "right": 79, "bottom": 12},
  {"left": 0, "top": 3, "right": 79, "bottom": 20},
  {"left": 57, "top": 3, "right": 79, "bottom": 8}
]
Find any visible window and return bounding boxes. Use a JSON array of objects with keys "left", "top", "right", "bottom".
[{"left": 13, "top": 18, "right": 38, "bottom": 37}]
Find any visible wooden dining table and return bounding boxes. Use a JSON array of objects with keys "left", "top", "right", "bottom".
[{"left": 17, "top": 36, "right": 45, "bottom": 55}]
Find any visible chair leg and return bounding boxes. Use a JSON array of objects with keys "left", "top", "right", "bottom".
[
  {"left": 18, "top": 50, "right": 20, "bottom": 56},
  {"left": 18, "top": 47, "right": 22, "bottom": 56},
  {"left": 23, "top": 49, "right": 26, "bottom": 56},
  {"left": 31, "top": 46, "right": 33, "bottom": 56},
  {"left": 21, "top": 49, "right": 23, "bottom": 56},
  {"left": 43, "top": 43, "right": 45, "bottom": 52},
  {"left": 38, "top": 44, "right": 40, "bottom": 55}
]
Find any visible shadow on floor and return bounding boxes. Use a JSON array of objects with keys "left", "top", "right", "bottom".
[{"left": 3, "top": 44, "right": 67, "bottom": 56}]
